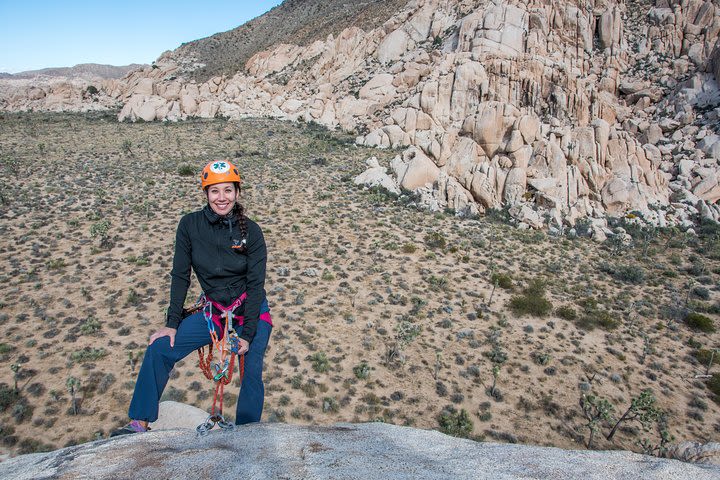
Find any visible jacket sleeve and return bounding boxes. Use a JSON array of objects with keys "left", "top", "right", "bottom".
[
  {"left": 239, "top": 221, "right": 267, "bottom": 343},
  {"left": 166, "top": 216, "right": 192, "bottom": 329}
]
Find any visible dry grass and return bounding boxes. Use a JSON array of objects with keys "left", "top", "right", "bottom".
[{"left": 0, "top": 111, "right": 718, "bottom": 456}]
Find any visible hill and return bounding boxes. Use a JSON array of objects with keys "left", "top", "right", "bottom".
[
  {"left": 4, "top": 63, "right": 145, "bottom": 81},
  {"left": 165, "top": 0, "right": 412, "bottom": 82}
]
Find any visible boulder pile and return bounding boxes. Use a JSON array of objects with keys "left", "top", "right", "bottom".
[{"left": 2, "top": 0, "right": 719, "bottom": 230}]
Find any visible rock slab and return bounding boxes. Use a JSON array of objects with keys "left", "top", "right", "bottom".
[{"left": 0, "top": 423, "right": 718, "bottom": 480}]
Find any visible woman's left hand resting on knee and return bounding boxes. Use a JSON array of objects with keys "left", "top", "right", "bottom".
[{"left": 149, "top": 327, "right": 177, "bottom": 347}]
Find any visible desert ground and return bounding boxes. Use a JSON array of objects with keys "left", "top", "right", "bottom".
[{"left": 0, "top": 112, "right": 718, "bottom": 456}]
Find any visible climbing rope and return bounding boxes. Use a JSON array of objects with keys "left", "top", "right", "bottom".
[{"left": 190, "top": 293, "right": 247, "bottom": 436}]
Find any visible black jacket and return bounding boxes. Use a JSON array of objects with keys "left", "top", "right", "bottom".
[{"left": 165, "top": 205, "right": 267, "bottom": 343}]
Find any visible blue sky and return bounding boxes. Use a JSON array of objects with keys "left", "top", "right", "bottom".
[{"left": 0, "top": 1, "right": 281, "bottom": 73}]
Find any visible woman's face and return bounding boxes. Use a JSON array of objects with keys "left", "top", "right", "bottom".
[{"left": 206, "top": 182, "right": 238, "bottom": 216}]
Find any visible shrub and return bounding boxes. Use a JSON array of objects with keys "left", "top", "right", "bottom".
[
  {"left": 686, "top": 312, "right": 716, "bottom": 333},
  {"left": 588, "top": 309, "right": 619, "bottom": 330},
  {"left": 693, "top": 287, "right": 711, "bottom": 300},
  {"left": 80, "top": 317, "right": 102, "bottom": 335},
  {"left": 309, "top": 352, "right": 330, "bottom": 373},
  {"left": 17, "top": 438, "right": 53, "bottom": 454},
  {"left": 69, "top": 347, "right": 108, "bottom": 363},
  {"left": 177, "top": 164, "right": 195, "bottom": 176},
  {"left": 573, "top": 298, "right": 619, "bottom": 330},
  {"left": 508, "top": 280, "right": 552, "bottom": 317},
  {"left": 396, "top": 320, "right": 421, "bottom": 345},
  {"left": 353, "top": 361, "right": 370, "bottom": 380},
  {"left": 708, "top": 374, "right": 720, "bottom": 398},
  {"left": 490, "top": 273, "right": 513, "bottom": 290},
  {"left": 695, "top": 349, "right": 717, "bottom": 365},
  {"left": 12, "top": 400, "right": 33, "bottom": 423},
  {"left": 401, "top": 242, "right": 417, "bottom": 254},
  {"left": 90, "top": 219, "right": 110, "bottom": 239},
  {"left": 556, "top": 306, "right": 577, "bottom": 321},
  {"left": 424, "top": 232, "right": 447, "bottom": 250},
  {"left": 322, "top": 397, "right": 339, "bottom": 413},
  {"left": 0, "top": 384, "right": 19, "bottom": 412},
  {"left": 160, "top": 386, "right": 187, "bottom": 402},
  {"left": 438, "top": 407, "right": 474, "bottom": 438},
  {"left": 611, "top": 264, "right": 646, "bottom": 284}
]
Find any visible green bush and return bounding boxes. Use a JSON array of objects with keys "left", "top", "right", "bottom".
[
  {"left": 686, "top": 312, "right": 716, "bottom": 333},
  {"left": 401, "top": 243, "right": 417, "bottom": 254},
  {"left": 79, "top": 317, "right": 102, "bottom": 335},
  {"left": 0, "top": 383, "right": 19, "bottom": 412},
  {"left": 587, "top": 309, "right": 619, "bottom": 330},
  {"left": 556, "top": 306, "right": 577, "bottom": 321},
  {"left": 160, "top": 386, "right": 187, "bottom": 403},
  {"left": 177, "top": 164, "right": 195, "bottom": 176},
  {"left": 309, "top": 352, "right": 330, "bottom": 373},
  {"left": 438, "top": 407, "right": 474, "bottom": 438},
  {"left": 572, "top": 298, "right": 619, "bottom": 330},
  {"left": 424, "top": 232, "right": 447, "bottom": 250},
  {"left": 508, "top": 280, "right": 552, "bottom": 317},
  {"left": 322, "top": 397, "right": 340, "bottom": 413},
  {"left": 695, "top": 348, "right": 717, "bottom": 365},
  {"left": 89, "top": 219, "right": 110, "bottom": 239},
  {"left": 707, "top": 373, "right": 720, "bottom": 398},
  {"left": 69, "top": 347, "right": 107, "bottom": 364},
  {"left": 615, "top": 265, "right": 645, "bottom": 284},
  {"left": 490, "top": 273, "right": 513, "bottom": 290},
  {"left": 353, "top": 361, "right": 370, "bottom": 380}
]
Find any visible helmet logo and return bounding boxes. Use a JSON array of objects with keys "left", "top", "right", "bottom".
[{"left": 210, "top": 161, "right": 230, "bottom": 174}]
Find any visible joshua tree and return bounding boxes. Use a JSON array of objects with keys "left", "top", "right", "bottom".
[
  {"left": 10, "top": 364, "right": 20, "bottom": 392},
  {"left": 606, "top": 389, "right": 662, "bottom": 441},
  {"left": 67, "top": 377, "right": 80, "bottom": 415},
  {"left": 580, "top": 393, "right": 614, "bottom": 449},
  {"left": 637, "top": 414, "right": 674, "bottom": 457},
  {"left": 434, "top": 350, "right": 442, "bottom": 380},
  {"left": 490, "top": 364, "right": 500, "bottom": 398},
  {"left": 128, "top": 351, "right": 137, "bottom": 372}
]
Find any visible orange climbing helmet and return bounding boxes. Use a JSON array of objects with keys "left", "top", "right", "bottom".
[{"left": 200, "top": 160, "right": 241, "bottom": 190}]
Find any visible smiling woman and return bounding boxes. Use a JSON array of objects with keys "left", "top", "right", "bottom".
[{"left": 111, "top": 159, "right": 273, "bottom": 437}]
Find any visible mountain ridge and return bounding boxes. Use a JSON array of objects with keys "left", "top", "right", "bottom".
[{"left": 2, "top": 63, "right": 146, "bottom": 81}]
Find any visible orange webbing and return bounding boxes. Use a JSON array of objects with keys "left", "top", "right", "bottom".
[{"left": 197, "top": 311, "right": 245, "bottom": 417}]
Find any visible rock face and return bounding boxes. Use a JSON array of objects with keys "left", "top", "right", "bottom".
[
  {"left": 1, "top": 422, "right": 718, "bottom": 480},
  {"left": 147, "top": 400, "right": 209, "bottom": 431},
  {"left": 2, "top": 0, "right": 720, "bottom": 228},
  {"left": 667, "top": 441, "right": 720, "bottom": 466}
]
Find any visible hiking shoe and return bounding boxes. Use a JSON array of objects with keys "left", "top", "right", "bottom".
[{"left": 109, "top": 420, "right": 149, "bottom": 437}]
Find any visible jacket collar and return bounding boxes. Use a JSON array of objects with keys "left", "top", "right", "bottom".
[{"left": 203, "top": 204, "right": 228, "bottom": 224}]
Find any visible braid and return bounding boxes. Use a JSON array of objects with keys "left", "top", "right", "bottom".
[{"left": 233, "top": 202, "right": 248, "bottom": 253}]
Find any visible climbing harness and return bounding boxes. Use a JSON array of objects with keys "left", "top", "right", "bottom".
[{"left": 188, "top": 293, "right": 247, "bottom": 436}]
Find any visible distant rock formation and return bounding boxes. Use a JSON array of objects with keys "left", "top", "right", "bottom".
[
  {"left": 1, "top": 0, "right": 719, "bottom": 230},
  {"left": 1, "top": 421, "right": 718, "bottom": 480},
  {"left": 4, "top": 63, "right": 146, "bottom": 81}
]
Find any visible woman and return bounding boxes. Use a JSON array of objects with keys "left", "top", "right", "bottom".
[{"left": 111, "top": 160, "right": 272, "bottom": 436}]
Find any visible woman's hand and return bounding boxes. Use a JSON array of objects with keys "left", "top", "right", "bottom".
[
  {"left": 149, "top": 327, "right": 177, "bottom": 347},
  {"left": 237, "top": 338, "right": 250, "bottom": 355}
]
